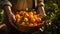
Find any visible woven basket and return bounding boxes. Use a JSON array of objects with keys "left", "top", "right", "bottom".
[{"left": 11, "top": 20, "right": 45, "bottom": 33}]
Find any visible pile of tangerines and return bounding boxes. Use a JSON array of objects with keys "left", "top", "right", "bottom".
[{"left": 15, "top": 11, "right": 42, "bottom": 27}]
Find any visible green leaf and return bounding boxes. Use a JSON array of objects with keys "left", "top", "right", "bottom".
[{"left": 19, "top": 13, "right": 26, "bottom": 23}]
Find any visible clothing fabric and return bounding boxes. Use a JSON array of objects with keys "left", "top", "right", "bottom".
[{"left": 0, "top": 0, "right": 44, "bottom": 11}]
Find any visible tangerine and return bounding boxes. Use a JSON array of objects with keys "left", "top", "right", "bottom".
[
  {"left": 24, "top": 18, "right": 29, "bottom": 22},
  {"left": 33, "top": 11, "right": 36, "bottom": 15},
  {"left": 29, "top": 23, "right": 33, "bottom": 27},
  {"left": 21, "top": 22, "right": 25, "bottom": 26}
]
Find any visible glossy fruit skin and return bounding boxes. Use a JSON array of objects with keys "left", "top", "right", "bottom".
[
  {"left": 21, "top": 22, "right": 25, "bottom": 26},
  {"left": 15, "top": 11, "right": 42, "bottom": 27},
  {"left": 33, "top": 23, "right": 38, "bottom": 26},
  {"left": 15, "top": 14, "right": 21, "bottom": 22},
  {"left": 13, "top": 11, "right": 44, "bottom": 33},
  {"left": 24, "top": 18, "right": 28, "bottom": 22},
  {"left": 26, "top": 12, "right": 29, "bottom": 18},
  {"left": 33, "top": 11, "right": 36, "bottom": 15},
  {"left": 29, "top": 23, "right": 34, "bottom": 27}
]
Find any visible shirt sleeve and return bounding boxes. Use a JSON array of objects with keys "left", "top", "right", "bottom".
[
  {"left": 37, "top": 0, "right": 44, "bottom": 6},
  {"left": 0, "top": 0, "right": 12, "bottom": 8}
]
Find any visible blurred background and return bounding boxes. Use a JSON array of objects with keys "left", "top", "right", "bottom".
[{"left": 0, "top": 0, "right": 60, "bottom": 34}]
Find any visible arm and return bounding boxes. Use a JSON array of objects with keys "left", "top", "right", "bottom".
[
  {"left": 0, "top": 0, "right": 16, "bottom": 23},
  {"left": 0, "top": 0, "right": 17, "bottom": 28},
  {"left": 4, "top": 6, "right": 16, "bottom": 22},
  {"left": 37, "top": 0, "right": 46, "bottom": 16}
]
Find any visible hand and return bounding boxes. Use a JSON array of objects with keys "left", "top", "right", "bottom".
[
  {"left": 8, "top": 13, "right": 16, "bottom": 22},
  {"left": 38, "top": 6, "right": 46, "bottom": 16},
  {"left": 4, "top": 6, "right": 16, "bottom": 23}
]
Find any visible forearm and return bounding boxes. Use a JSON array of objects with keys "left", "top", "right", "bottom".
[
  {"left": 38, "top": 6, "right": 46, "bottom": 16},
  {"left": 0, "top": 0, "right": 12, "bottom": 14},
  {"left": 37, "top": 0, "right": 46, "bottom": 16},
  {"left": 3, "top": 6, "right": 16, "bottom": 22}
]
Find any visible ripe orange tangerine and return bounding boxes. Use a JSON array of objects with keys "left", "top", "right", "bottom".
[
  {"left": 26, "top": 12, "right": 29, "bottom": 18},
  {"left": 36, "top": 17, "right": 41, "bottom": 23},
  {"left": 24, "top": 18, "right": 29, "bottom": 22},
  {"left": 34, "top": 15, "right": 38, "bottom": 20},
  {"left": 17, "top": 19, "right": 21, "bottom": 23},
  {"left": 26, "top": 22, "right": 29, "bottom": 25},
  {"left": 29, "top": 23, "right": 34, "bottom": 27},
  {"left": 15, "top": 11, "right": 42, "bottom": 27},
  {"left": 21, "top": 22, "right": 26, "bottom": 26},
  {"left": 29, "top": 15, "right": 34, "bottom": 19},
  {"left": 31, "top": 18, "right": 36, "bottom": 23},
  {"left": 33, "top": 23, "right": 38, "bottom": 26},
  {"left": 33, "top": 11, "right": 36, "bottom": 15},
  {"left": 19, "top": 11, "right": 24, "bottom": 16},
  {"left": 15, "top": 14, "right": 21, "bottom": 19},
  {"left": 29, "top": 12, "right": 33, "bottom": 15}
]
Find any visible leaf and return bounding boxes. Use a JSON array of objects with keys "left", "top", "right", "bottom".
[{"left": 19, "top": 13, "right": 26, "bottom": 23}]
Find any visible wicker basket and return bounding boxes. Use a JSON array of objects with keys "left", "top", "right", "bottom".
[
  {"left": 9, "top": 11, "right": 45, "bottom": 33},
  {"left": 11, "top": 20, "right": 45, "bottom": 33}
]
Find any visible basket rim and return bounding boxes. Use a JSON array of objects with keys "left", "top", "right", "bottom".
[{"left": 14, "top": 20, "right": 45, "bottom": 28}]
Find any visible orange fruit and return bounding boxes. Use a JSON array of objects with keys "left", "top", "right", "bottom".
[
  {"left": 29, "top": 15, "right": 34, "bottom": 19},
  {"left": 19, "top": 11, "right": 24, "bottom": 16},
  {"left": 15, "top": 14, "right": 20, "bottom": 19},
  {"left": 26, "top": 12, "right": 29, "bottom": 18},
  {"left": 29, "top": 12, "right": 33, "bottom": 15},
  {"left": 31, "top": 18, "right": 36, "bottom": 23},
  {"left": 36, "top": 17, "right": 41, "bottom": 23},
  {"left": 21, "top": 22, "right": 25, "bottom": 26},
  {"left": 17, "top": 19, "right": 21, "bottom": 23},
  {"left": 34, "top": 15, "right": 37, "bottom": 20},
  {"left": 24, "top": 18, "right": 29, "bottom": 22},
  {"left": 33, "top": 23, "right": 38, "bottom": 26},
  {"left": 33, "top": 11, "right": 36, "bottom": 15},
  {"left": 38, "top": 18, "right": 42, "bottom": 22},
  {"left": 15, "top": 14, "right": 22, "bottom": 23},
  {"left": 26, "top": 22, "right": 29, "bottom": 25},
  {"left": 29, "top": 23, "right": 33, "bottom": 27}
]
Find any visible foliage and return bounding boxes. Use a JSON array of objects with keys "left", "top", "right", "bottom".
[{"left": 33, "top": 0, "right": 60, "bottom": 34}]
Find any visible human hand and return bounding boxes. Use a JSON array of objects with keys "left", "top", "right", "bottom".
[
  {"left": 38, "top": 6, "right": 46, "bottom": 16},
  {"left": 4, "top": 6, "right": 16, "bottom": 23}
]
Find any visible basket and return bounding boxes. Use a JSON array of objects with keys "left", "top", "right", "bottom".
[
  {"left": 11, "top": 20, "right": 45, "bottom": 33},
  {"left": 9, "top": 11, "right": 45, "bottom": 33}
]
